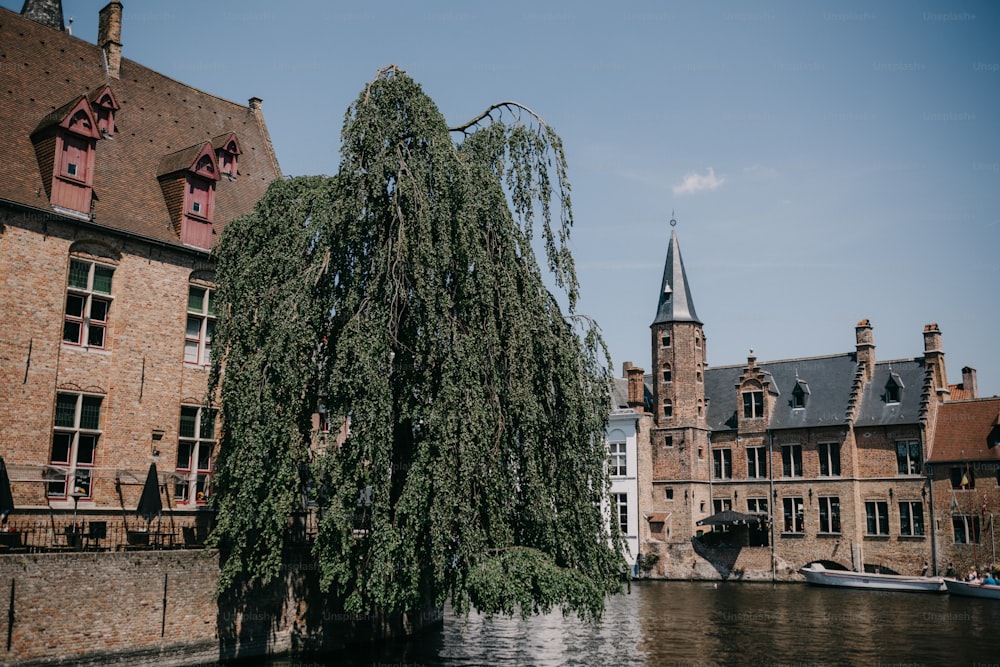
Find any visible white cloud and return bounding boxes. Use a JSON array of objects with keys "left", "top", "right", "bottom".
[{"left": 672, "top": 167, "right": 725, "bottom": 195}]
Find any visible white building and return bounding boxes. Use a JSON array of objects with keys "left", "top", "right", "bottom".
[{"left": 607, "top": 377, "right": 641, "bottom": 566}]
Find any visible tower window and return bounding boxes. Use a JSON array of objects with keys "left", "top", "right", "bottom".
[
  {"left": 663, "top": 399, "right": 673, "bottom": 418},
  {"left": 662, "top": 364, "right": 672, "bottom": 383},
  {"left": 661, "top": 333, "right": 671, "bottom": 347}
]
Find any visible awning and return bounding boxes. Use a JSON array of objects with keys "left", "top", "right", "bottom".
[
  {"left": 644, "top": 512, "right": 672, "bottom": 523},
  {"left": 696, "top": 510, "right": 767, "bottom": 527}
]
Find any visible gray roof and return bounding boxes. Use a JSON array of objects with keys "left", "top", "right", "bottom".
[
  {"left": 611, "top": 377, "right": 630, "bottom": 410},
  {"left": 854, "top": 359, "right": 928, "bottom": 427},
  {"left": 652, "top": 230, "right": 701, "bottom": 325},
  {"left": 701, "top": 353, "right": 924, "bottom": 432}
]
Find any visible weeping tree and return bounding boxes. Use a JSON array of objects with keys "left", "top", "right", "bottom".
[{"left": 208, "top": 66, "right": 624, "bottom": 620}]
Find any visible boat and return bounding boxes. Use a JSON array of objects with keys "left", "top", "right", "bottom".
[
  {"left": 944, "top": 578, "right": 1000, "bottom": 599},
  {"left": 799, "top": 562, "right": 946, "bottom": 593}
]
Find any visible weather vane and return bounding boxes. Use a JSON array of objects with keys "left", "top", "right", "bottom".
[{"left": 670, "top": 210, "right": 677, "bottom": 227}]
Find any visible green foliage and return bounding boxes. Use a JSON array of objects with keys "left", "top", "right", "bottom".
[{"left": 209, "top": 66, "right": 624, "bottom": 619}]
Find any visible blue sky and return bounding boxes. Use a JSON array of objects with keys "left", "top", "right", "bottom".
[{"left": 10, "top": 0, "right": 999, "bottom": 395}]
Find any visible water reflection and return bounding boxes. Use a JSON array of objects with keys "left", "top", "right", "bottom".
[{"left": 260, "top": 581, "right": 1000, "bottom": 666}]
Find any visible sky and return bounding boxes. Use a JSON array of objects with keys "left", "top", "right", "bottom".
[{"left": 8, "top": 0, "right": 999, "bottom": 396}]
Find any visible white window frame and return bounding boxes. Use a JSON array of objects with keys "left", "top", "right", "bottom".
[
  {"left": 899, "top": 501, "right": 925, "bottom": 536},
  {"left": 782, "top": 496, "right": 804, "bottom": 533},
  {"left": 608, "top": 441, "right": 627, "bottom": 477},
  {"left": 747, "top": 446, "right": 767, "bottom": 479},
  {"left": 818, "top": 496, "right": 841, "bottom": 534},
  {"left": 63, "top": 258, "right": 114, "bottom": 349},
  {"left": 48, "top": 392, "right": 103, "bottom": 500},
  {"left": 819, "top": 442, "right": 841, "bottom": 477},
  {"left": 782, "top": 444, "right": 803, "bottom": 478},
  {"left": 185, "top": 284, "right": 215, "bottom": 366},
  {"left": 175, "top": 405, "right": 216, "bottom": 505},
  {"left": 865, "top": 500, "right": 890, "bottom": 536}
]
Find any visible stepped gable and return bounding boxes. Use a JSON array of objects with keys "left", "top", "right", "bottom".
[{"left": 0, "top": 5, "right": 280, "bottom": 247}]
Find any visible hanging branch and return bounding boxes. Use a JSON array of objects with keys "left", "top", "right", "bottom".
[{"left": 209, "top": 67, "right": 622, "bottom": 620}]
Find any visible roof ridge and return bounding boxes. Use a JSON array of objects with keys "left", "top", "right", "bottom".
[
  {"left": 706, "top": 351, "right": 854, "bottom": 370},
  {"left": 3, "top": 5, "right": 257, "bottom": 114}
]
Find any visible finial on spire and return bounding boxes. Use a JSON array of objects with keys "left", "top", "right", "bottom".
[{"left": 670, "top": 210, "right": 677, "bottom": 228}]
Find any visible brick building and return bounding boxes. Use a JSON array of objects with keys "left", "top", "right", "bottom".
[
  {"left": 630, "top": 226, "right": 992, "bottom": 579},
  {"left": 0, "top": 1, "right": 281, "bottom": 537}
]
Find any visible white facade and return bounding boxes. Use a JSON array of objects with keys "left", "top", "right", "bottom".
[{"left": 607, "top": 408, "right": 640, "bottom": 566}]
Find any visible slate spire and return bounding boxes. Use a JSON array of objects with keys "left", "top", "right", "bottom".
[
  {"left": 652, "top": 227, "right": 701, "bottom": 325},
  {"left": 20, "top": 0, "right": 65, "bottom": 31}
]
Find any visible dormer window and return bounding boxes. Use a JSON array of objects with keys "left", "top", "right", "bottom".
[
  {"left": 89, "top": 85, "right": 120, "bottom": 138},
  {"left": 792, "top": 380, "right": 810, "bottom": 409},
  {"left": 158, "top": 142, "right": 221, "bottom": 250},
  {"left": 988, "top": 424, "right": 1000, "bottom": 449},
  {"left": 212, "top": 132, "right": 241, "bottom": 181},
  {"left": 885, "top": 374, "right": 903, "bottom": 404},
  {"left": 31, "top": 95, "right": 102, "bottom": 216},
  {"left": 743, "top": 390, "right": 764, "bottom": 419}
]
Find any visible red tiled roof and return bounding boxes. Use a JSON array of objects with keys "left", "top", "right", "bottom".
[
  {"left": 0, "top": 7, "right": 280, "bottom": 247},
  {"left": 948, "top": 384, "right": 973, "bottom": 401},
  {"left": 927, "top": 398, "right": 1000, "bottom": 463}
]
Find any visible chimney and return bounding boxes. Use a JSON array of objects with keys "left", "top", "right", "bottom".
[
  {"left": 923, "top": 323, "right": 949, "bottom": 396},
  {"left": 855, "top": 319, "right": 875, "bottom": 382},
  {"left": 623, "top": 362, "right": 645, "bottom": 412},
  {"left": 20, "top": 0, "right": 65, "bottom": 31},
  {"left": 98, "top": 2, "right": 123, "bottom": 79},
  {"left": 961, "top": 366, "right": 979, "bottom": 399}
]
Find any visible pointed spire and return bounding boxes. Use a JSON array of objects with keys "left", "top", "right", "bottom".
[
  {"left": 652, "top": 221, "right": 701, "bottom": 325},
  {"left": 20, "top": 0, "right": 65, "bottom": 31}
]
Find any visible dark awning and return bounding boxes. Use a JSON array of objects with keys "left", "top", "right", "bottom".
[{"left": 696, "top": 510, "right": 767, "bottom": 527}]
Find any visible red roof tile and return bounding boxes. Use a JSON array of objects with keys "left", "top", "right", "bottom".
[
  {"left": 927, "top": 398, "right": 1000, "bottom": 463},
  {"left": 948, "top": 385, "right": 973, "bottom": 401},
  {"left": 0, "top": 6, "right": 280, "bottom": 247}
]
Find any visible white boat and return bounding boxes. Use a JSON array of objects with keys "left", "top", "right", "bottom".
[
  {"left": 799, "top": 563, "right": 946, "bottom": 593},
  {"left": 944, "top": 578, "right": 1000, "bottom": 599}
]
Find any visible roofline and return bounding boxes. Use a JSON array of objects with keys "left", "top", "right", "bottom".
[
  {"left": 0, "top": 6, "right": 259, "bottom": 116},
  {"left": 705, "top": 352, "right": 855, "bottom": 370},
  {"left": 705, "top": 352, "right": 928, "bottom": 371},
  {"left": 941, "top": 397, "right": 1000, "bottom": 405},
  {"left": 0, "top": 197, "right": 213, "bottom": 258}
]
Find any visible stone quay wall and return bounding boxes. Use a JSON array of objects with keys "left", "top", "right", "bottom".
[{"left": 0, "top": 549, "right": 442, "bottom": 666}]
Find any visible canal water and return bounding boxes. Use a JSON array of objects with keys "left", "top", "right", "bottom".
[{"left": 263, "top": 581, "right": 999, "bottom": 666}]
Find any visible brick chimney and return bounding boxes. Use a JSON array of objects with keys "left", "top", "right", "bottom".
[
  {"left": 923, "top": 323, "right": 949, "bottom": 396},
  {"left": 855, "top": 319, "right": 875, "bottom": 382},
  {"left": 623, "top": 362, "right": 645, "bottom": 412},
  {"left": 20, "top": 0, "right": 65, "bottom": 31},
  {"left": 98, "top": 2, "right": 123, "bottom": 79},
  {"left": 961, "top": 366, "right": 979, "bottom": 399}
]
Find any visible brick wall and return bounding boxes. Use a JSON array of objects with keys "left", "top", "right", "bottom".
[
  {"left": 0, "top": 210, "right": 215, "bottom": 514},
  {"left": 0, "top": 549, "right": 442, "bottom": 665}
]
